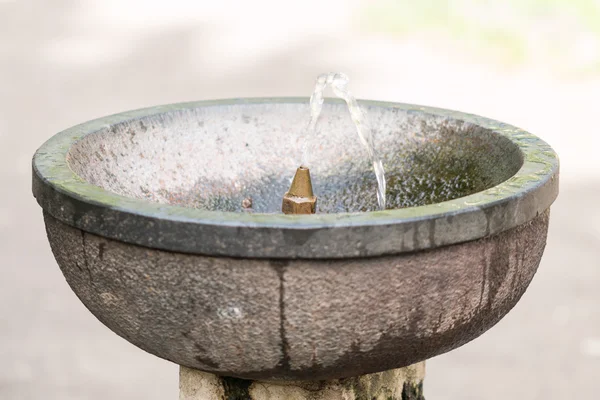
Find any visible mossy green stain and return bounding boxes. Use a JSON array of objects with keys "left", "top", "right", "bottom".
[
  {"left": 401, "top": 381, "right": 424, "bottom": 400},
  {"left": 220, "top": 376, "right": 252, "bottom": 400},
  {"left": 32, "top": 98, "right": 559, "bottom": 254}
]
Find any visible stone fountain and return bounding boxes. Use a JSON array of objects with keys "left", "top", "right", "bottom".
[{"left": 32, "top": 98, "right": 559, "bottom": 399}]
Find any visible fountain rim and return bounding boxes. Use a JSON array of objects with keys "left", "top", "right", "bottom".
[{"left": 32, "top": 97, "right": 559, "bottom": 258}]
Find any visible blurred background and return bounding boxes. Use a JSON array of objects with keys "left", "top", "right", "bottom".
[{"left": 1, "top": 1, "right": 599, "bottom": 399}]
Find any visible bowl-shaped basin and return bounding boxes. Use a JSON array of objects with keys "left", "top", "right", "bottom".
[{"left": 33, "top": 98, "right": 559, "bottom": 380}]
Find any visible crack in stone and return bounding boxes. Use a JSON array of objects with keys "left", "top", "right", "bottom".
[
  {"left": 80, "top": 230, "right": 93, "bottom": 283},
  {"left": 271, "top": 261, "right": 291, "bottom": 371}
]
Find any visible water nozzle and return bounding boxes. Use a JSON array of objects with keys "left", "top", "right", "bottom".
[{"left": 282, "top": 166, "right": 317, "bottom": 214}]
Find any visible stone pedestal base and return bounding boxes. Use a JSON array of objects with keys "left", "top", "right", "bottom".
[{"left": 179, "top": 362, "right": 425, "bottom": 400}]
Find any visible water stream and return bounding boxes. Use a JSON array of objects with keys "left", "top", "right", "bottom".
[{"left": 302, "top": 72, "right": 387, "bottom": 210}]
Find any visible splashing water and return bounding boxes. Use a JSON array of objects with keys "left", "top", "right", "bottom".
[{"left": 302, "top": 72, "right": 387, "bottom": 210}]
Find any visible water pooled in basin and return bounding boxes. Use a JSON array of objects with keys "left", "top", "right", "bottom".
[{"left": 302, "top": 72, "right": 387, "bottom": 210}]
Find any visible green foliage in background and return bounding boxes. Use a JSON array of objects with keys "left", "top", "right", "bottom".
[{"left": 358, "top": 0, "right": 600, "bottom": 74}]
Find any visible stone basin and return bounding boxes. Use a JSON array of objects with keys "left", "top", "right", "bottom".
[{"left": 32, "top": 98, "right": 559, "bottom": 380}]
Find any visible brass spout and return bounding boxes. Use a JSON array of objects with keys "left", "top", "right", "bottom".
[{"left": 282, "top": 166, "right": 317, "bottom": 214}]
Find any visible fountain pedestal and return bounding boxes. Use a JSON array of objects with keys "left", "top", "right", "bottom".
[{"left": 179, "top": 363, "right": 425, "bottom": 400}]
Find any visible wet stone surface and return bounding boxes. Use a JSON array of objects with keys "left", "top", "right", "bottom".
[
  {"left": 44, "top": 209, "right": 549, "bottom": 380},
  {"left": 66, "top": 104, "right": 521, "bottom": 213}
]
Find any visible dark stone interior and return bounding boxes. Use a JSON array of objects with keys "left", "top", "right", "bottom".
[{"left": 67, "top": 102, "right": 523, "bottom": 213}]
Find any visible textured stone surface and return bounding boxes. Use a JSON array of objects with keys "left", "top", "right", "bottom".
[
  {"left": 44, "top": 210, "right": 283, "bottom": 375},
  {"left": 44, "top": 209, "right": 549, "bottom": 380},
  {"left": 179, "top": 363, "right": 425, "bottom": 400},
  {"left": 179, "top": 367, "right": 225, "bottom": 400},
  {"left": 32, "top": 98, "right": 558, "bottom": 259},
  {"left": 64, "top": 103, "right": 521, "bottom": 213}
]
